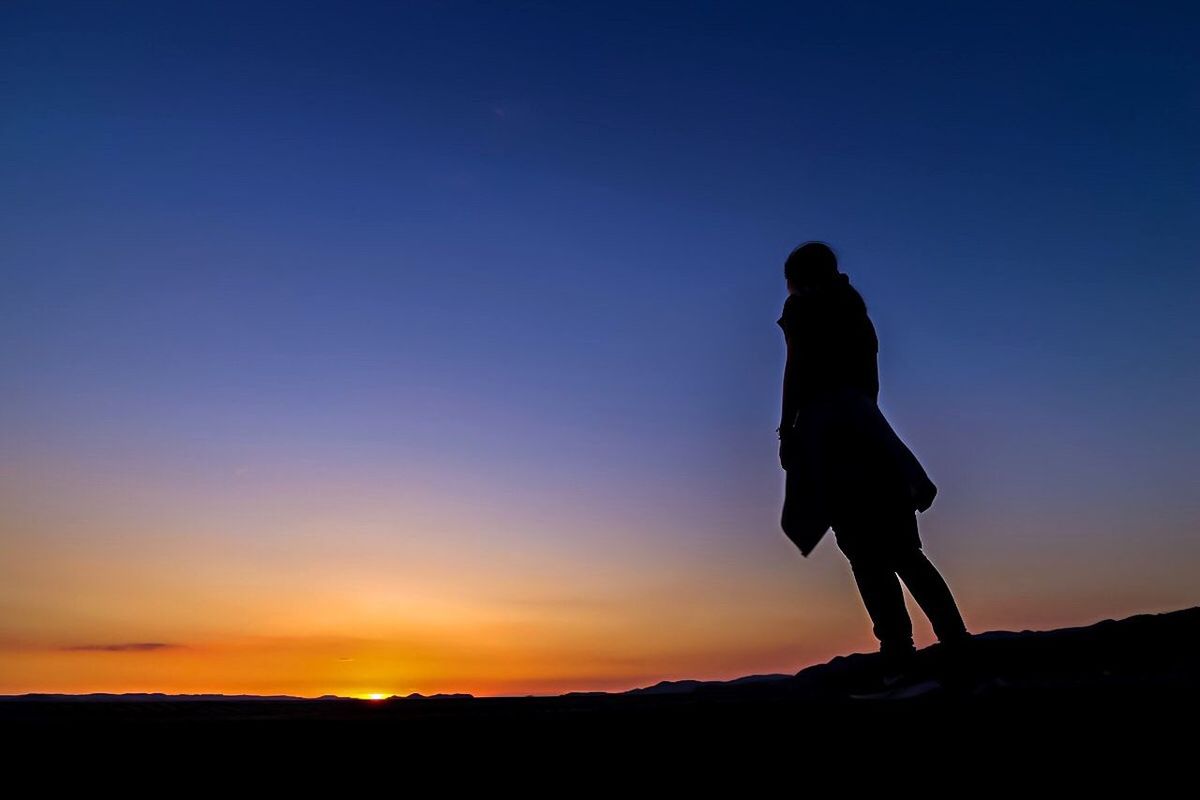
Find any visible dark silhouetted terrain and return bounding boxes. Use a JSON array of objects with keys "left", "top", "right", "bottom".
[{"left": 5, "top": 606, "right": 1197, "bottom": 761}]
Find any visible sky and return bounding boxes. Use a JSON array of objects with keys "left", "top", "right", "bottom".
[{"left": 2, "top": 1, "right": 1198, "bottom": 698}]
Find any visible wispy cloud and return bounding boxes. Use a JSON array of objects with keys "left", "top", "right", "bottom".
[{"left": 62, "top": 642, "right": 181, "bottom": 653}]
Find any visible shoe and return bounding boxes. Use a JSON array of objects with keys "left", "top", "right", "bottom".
[
  {"left": 936, "top": 632, "right": 979, "bottom": 690},
  {"left": 881, "top": 668, "right": 917, "bottom": 689},
  {"left": 879, "top": 643, "right": 918, "bottom": 687},
  {"left": 938, "top": 630, "right": 974, "bottom": 660},
  {"left": 940, "top": 628, "right": 972, "bottom": 646},
  {"left": 850, "top": 678, "right": 944, "bottom": 701}
]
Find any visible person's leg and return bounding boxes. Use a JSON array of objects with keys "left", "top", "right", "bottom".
[
  {"left": 832, "top": 503, "right": 918, "bottom": 665},
  {"left": 893, "top": 546, "right": 969, "bottom": 644},
  {"left": 845, "top": 550, "right": 916, "bottom": 664}
]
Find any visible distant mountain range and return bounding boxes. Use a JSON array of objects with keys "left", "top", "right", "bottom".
[
  {"left": 4, "top": 604, "right": 1197, "bottom": 706},
  {"left": 0, "top": 690, "right": 479, "bottom": 702}
]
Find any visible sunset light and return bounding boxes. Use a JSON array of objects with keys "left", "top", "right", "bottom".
[{"left": 1, "top": 1, "right": 1196, "bottom": 709}]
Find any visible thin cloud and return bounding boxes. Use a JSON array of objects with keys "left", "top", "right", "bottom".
[{"left": 62, "top": 642, "right": 181, "bottom": 653}]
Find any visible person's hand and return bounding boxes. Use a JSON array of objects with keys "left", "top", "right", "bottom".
[{"left": 777, "top": 426, "right": 795, "bottom": 471}]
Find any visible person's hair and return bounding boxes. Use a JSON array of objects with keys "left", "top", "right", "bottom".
[{"left": 784, "top": 241, "right": 838, "bottom": 286}]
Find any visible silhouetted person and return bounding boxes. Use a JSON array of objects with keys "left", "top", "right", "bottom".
[{"left": 776, "top": 241, "right": 971, "bottom": 682}]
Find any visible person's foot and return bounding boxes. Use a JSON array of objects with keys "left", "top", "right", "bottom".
[
  {"left": 879, "top": 643, "right": 918, "bottom": 687},
  {"left": 850, "top": 677, "right": 944, "bottom": 701},
  {"left": 938, "top": 629, "right": 974, "bottom": 657},
  {"left": 936, "top": 631, "right": 980, "bottom": 690},
  {"left": 881, "top": 668, "right": 917, "bottom": 689}
]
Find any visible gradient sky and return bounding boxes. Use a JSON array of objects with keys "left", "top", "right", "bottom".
[{"left": 2, "top": 1, "right": 1198, "bottom": 698}]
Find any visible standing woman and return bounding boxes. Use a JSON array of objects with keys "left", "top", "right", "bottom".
[{"left": 776, "top": 242, "right": 971, "bottom": 680}]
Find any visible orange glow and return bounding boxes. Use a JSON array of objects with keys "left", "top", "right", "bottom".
[{"left": 1, "top": 451, "right": 1194, "bottom": 698}]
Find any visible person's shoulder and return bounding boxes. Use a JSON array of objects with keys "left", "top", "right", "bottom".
[
  {"left": 781, "top": 293, "right": 800, "bottom": 315},
  {"left": 777, "top": 292, "right": 804, "bottom": 329},
  {"left": 834, "top": 273, "right": 868, "bottom": 314},
  {"left": 782, "top": 290, "right": 814, "bottom": 312}
]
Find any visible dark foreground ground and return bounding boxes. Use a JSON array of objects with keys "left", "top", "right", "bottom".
[{"left": 4, "top": 606, "right": 1197, "bottom": 767}]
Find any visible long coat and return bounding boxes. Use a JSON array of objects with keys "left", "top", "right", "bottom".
[{"left": 777, "top": 274, "right": 937, "bottom": 557}]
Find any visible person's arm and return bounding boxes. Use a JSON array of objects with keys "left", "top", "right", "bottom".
[
  {"left": 779, "top": 335, "right": 800, "bottom": 436},
  {"left": 779, "top": 299, "right": 820, "bottom": 435}
]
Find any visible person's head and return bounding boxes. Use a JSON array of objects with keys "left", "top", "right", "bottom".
[{"left": 784, "top": 241, "right": 838, "bottom": 294}]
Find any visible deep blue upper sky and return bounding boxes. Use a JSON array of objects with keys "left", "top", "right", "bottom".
[{"left": 2, "top": 1, "right": 1198, "bottom": 627}]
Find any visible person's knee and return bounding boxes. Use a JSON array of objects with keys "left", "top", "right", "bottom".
[{"left": 848, "top": 551, "right": 892, "bottom": 580}]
